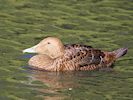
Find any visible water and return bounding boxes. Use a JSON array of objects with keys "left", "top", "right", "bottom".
[
  {"left": 29, "top": 70, "right": 133, "bottom": 100},
  {"left": 0, "top": 0, "right": 133, "bottom": 100}
]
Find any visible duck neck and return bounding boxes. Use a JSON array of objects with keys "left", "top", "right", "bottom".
[{"left": 49, "top": 45, "right": 65, "bottom": 59}]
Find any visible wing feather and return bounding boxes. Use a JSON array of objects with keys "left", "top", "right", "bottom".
[
  {"left": 51, "top": 44, "right": 105, "bottom": 71},
  {"left": 64, "top": 44, "right": 105, "bottom": 69}
]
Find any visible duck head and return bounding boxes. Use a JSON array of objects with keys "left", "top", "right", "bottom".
[{"left": 23, "top": 37, "right": 65, "bottom": 59}]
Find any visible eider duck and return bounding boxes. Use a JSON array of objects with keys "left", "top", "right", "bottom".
[{"left": 23, "top": 37, "right": 128, "bottom": 71}]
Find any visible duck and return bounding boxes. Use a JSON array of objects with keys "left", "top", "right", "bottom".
[{"left": 23, "top": 37, "right": 128, "bottom": 71}]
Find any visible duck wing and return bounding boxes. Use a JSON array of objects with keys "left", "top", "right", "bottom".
[
  {"left": 58, "top": 45, "right": 105, "bottom": 71},
  {"left": 64, "top": 44, "right": 92, "bottom": 50}
]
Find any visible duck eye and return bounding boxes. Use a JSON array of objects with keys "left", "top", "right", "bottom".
[{"left": 47, "top": 42, "right": 50, "bottom": 44}]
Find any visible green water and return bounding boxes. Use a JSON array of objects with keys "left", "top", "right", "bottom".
[{"left": 0, "top": 0, "right": 133, "bottom": 100}]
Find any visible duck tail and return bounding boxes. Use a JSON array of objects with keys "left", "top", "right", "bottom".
[{"left": 113, "top": 48, "right": 128, "bottom": 59}]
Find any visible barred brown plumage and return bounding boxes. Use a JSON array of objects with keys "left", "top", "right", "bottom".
[{"left": 23, "top": 37, "right": 128, "bottom": 72}]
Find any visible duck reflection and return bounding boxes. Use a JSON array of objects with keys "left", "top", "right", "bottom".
[{"left": 30, "top": 70, "right": 79, "bottom": 89}]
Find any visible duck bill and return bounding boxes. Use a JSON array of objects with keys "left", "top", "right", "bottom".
[{"left": 23, "top": 45, "right": 37, "bottom": 53}]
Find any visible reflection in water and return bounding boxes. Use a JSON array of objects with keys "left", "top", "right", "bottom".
[
  {"left": 29, "top": 70, "right": 82, "bottom": 99},
  {"left": 26, "top": 69, "right": 133, "bottom": 100},
  {"left": 30, "top": 70, "right": 79, "bottom": 89},
  {"left": 28, "top": 69, "right": 106, "bottom": 99},
  {"left": 29, "top": 70, "right": 109, "bottom": 89}
]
